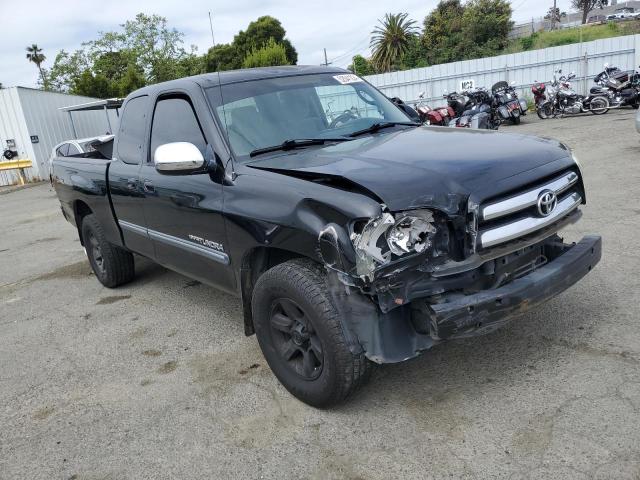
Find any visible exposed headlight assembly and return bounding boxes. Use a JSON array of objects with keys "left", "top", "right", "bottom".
[{"left": 352, "top": 209, "right": 437, "bottom": 279}]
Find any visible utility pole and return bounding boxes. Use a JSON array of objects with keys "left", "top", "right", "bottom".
[
  {"left": 551, "top": 0, "right": 557, "bottom": 30},
  {"left": 208, "top": 12, "right": 215, "bottom": 48}
]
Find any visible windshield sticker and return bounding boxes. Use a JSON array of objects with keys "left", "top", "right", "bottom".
[{"left": 333, "top": 74, "right": 363, "bottom": 85}]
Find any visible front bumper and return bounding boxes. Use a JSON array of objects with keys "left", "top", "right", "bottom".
[
  {"left": 429, "top": 235, "right": 602, "bottom": 339},
  {"left": 336, "top": 235, "right": 602, "bottom": 364}
]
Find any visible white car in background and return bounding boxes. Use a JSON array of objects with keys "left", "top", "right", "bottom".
[{"left": 48, "top": 135, "right": 114, "bottom": 177}]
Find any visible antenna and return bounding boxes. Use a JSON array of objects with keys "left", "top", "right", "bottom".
[{"left": 208, "top": 12, "right": 215, "bottom": 47}]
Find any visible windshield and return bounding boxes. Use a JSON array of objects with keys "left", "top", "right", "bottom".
[{"left": 206, "top": 73, "right": 412, "bottom": 160}]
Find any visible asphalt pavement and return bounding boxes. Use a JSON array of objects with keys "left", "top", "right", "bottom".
[{"left": 1, "top": 109, "right": 639, "bottom": 479}]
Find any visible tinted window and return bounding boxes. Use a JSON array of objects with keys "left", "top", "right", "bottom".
[
  {"left": 208, "top": 73, "right": 411, "bottom": 159},
  {"left": 150, "top": 97, "right": 206, "bottom": 160},
  {"left": 117, "top": 95, "right": 149, "bottom": 165},
  {"left": 56, "top": 143, "right": 70, "bottom": 157},
  {"left": 67, "top": 144, "right": 82, "bottom": 155}
]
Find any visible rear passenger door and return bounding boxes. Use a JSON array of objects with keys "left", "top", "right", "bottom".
[
  {"left": 139, "top": 93, "right": 234, "bottom": 292},
  {"left": 109, "top": 95, "right": 156, "bottom": 258}
]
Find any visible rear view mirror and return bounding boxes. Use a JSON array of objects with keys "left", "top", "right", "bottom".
[
  {"left": 154, "top": 142, "right": 205, "bottom": 173},
  {"left": 510, "top": 81, "right": 516, "bottom": 86},
  {"left": 604, "top": 62, "right": 609, "bottom": 68},
  {"left": 418, "top": 91, "right": 425, "bottom": 98}
]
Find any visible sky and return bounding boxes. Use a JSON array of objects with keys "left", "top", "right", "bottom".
[{"left": 0, "top": 0, "right": 574, "bottom": 89}]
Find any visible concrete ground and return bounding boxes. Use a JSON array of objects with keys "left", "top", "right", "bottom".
[{"left": 1, "top": 109, "right": 639, "bottom": 480}]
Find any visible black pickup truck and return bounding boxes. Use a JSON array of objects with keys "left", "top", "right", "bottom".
[{"left": 52, "top": 66, "right": 601, "bottom": 407}]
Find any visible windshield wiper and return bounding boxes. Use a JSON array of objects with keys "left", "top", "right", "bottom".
[
  {"left": 249, "top": 138, "right": 351, "bottom": 158},
  {"left": 348, "top": 121, "right": 420, "bottom": 138}
]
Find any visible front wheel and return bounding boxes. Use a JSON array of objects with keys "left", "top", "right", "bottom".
[
  {"left": 538, "top": 102, "right": 554, "bottom": 119},
  {"left": 589, "top": 96, "right": 609, "bottom": 115},
  {"left": 252, "top": 259, "right": 373, "bottom": 408},
  {"left": 511, "top": 114, "right": 521, "bottom": 125}
]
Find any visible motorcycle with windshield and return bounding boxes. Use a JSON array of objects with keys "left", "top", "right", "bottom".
[
  {"left": 448, "top": 87, "right": 501, "bottom": 130},
  {"left": 591, "top": 63, "right": 640, "bottom": 109},
  {"left": 492, "top": 81, "right": 528, "bottom": 125},
  {"left": 538, "top": 70, "right": 609, "bottom": 118}
]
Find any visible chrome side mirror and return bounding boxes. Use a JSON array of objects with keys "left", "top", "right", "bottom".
[{"left": 154, "top": 142, "right": 205, "bottom": 173}]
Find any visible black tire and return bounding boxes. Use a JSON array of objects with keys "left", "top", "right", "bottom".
[
  {"left": 632, "top": 103, "right": 639, "bottom": 110},
  {"left": 511, "top": 114, "right": 521, "bottom": 125},
  {"left": 252, "top": 259, "right": 373, "bottom": 408},
  {"left": 589, "top": 96, "right": 609, "bottom": 115},
  {"left": 538, "top": 102, "right": 554, "bottom": 119},
  {"left": 81, "top": 214, "right": 135, "bottom": 288}
]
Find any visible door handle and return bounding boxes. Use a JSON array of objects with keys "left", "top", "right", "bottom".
[{"left": 143, "top": 180, "right": 155, "bottom": 193}]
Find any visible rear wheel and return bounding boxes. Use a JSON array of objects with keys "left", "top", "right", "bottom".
[
  {"left": 589, "top": 96, "right": 609, "bottom": 115},
  {"left": 81, "top": 214, "right": 135, "bottom": 288},
  {"left": 252, "top": 259, "right": 373, "bottom": 408}
]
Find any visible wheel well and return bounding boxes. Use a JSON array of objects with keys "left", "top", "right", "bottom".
[
  {"left": 74, "top": 201, "right": 93, "bottom": 245},
  {"left": 240, "top": 247, "right": 309, "bottom": 336}
]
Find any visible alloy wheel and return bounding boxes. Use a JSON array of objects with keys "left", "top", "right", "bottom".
[{"left": 269, "top": 298, "right": 324, "bottom": 380}]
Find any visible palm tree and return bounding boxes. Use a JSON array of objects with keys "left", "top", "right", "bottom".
[
  {"left": 26, "top": 44, "right": 48, "bottom": 90},
  {"left": 370, "top": 13, "right": 418, "bottom": 73}
]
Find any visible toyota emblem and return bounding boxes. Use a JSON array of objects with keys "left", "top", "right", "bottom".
[{"left": 537, "top": 190, "right": 557, "bottom": 217}]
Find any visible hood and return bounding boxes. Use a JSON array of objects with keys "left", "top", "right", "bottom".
[{"left": 247, "top": 126, "right": 575, "bottom": 213}]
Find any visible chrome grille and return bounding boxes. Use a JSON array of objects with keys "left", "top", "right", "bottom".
[{"left": 478, "top": 171, "right": 582, "bottom": 249}]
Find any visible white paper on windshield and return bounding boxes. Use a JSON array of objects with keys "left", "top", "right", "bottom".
[{"left": 333, "top": 74, "right": 363, "bottom": 84}]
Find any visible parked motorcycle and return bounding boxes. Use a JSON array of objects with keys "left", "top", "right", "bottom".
[
  {"left": 591, "top": 63, "right": 640, "bottom": 109},
  {"left": 411, "top": 91, "right": 458, "bottom": 126},
  {"left": 389, "top": 96, "right": 422, "bottom": 123},
  {"left": 448, "top": 88, "right": 501, "bottom": 130},
  {"left": 538, "top": 70, "right": 610, "bottom": 118},
  {"left": 531, "top": 81, "right": 548, "bottom": 119},
  {"left": 492, "top": 81, "right": 528, "bottom": 125}
]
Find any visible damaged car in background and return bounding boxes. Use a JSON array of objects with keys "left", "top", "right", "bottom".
[{"left": 50, "top": 66, "right": 601, "bottom": 407}]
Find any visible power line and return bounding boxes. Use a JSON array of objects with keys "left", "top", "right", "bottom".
[{"left": 327, "top": 35, "right": 371, "bottom": 64}]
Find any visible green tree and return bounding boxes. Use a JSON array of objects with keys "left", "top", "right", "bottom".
[
  {"left": 205, "top": 16, "right": 297, "bottom": 72},
  {"left": 72, "top": 70, "right": 112, "bottom": 98},
  {"left": 26, "top": 44, "right": 48, "bottom": 90},
  {"left": 243, "top": 38, "right": 289, "bottom": 68},
  {"left": 572, "top": 0, "right": 608, "bottom": 24},
  {"left": 48, "top": 49, "right": 90, "bottom": 92},
  {"left": 348, "top": 55, "right": 376, "bottom": 75},
  {"left": 205, "top": 44, "right": 241, "bottom": 72},
  {"left": 234, "top": 16, "right": 297, "bottom": 64},
  {"left": 401, "top": 36, "right": 429, "bottom": 69},
  {"left": 47, "top": 13, "right": 202, "bottom": 97},
  {"left": 461, "top": 0, "right": 513, "bottom": 58},
  {"left": 370, "top": 13, "right": 418, "bottom": 73},
  {"left": 422, "top": 0, "right": 466, "bottom": 65}
]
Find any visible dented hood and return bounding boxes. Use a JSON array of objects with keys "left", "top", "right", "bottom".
[{"left": 247, "top": 126, "right": 576, "bottom": 213}]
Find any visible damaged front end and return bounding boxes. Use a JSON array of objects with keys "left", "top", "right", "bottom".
[{"left": 318, "top": 185, "right": 601, "bottom": 364}]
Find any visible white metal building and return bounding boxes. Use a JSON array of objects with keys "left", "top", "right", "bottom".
[{"left": 0, "top": 87, "right": 118, "bottom": 186}]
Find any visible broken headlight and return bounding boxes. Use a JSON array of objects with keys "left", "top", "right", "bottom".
[{"left": 351, "top": 209, "right": 437, "bottom": 279}]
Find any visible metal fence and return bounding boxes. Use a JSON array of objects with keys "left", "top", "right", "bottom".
[{"left": 364, "top": 34, "right": 640, "bottom": 107}]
